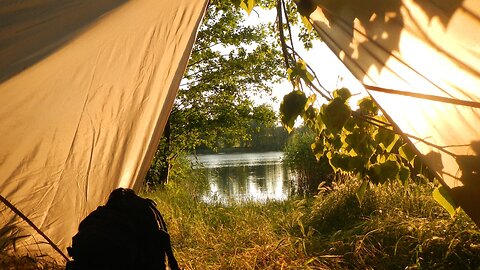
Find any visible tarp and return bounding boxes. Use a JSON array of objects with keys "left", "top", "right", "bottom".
[
  {"left": 0, "top": 0, "right": 208, "bottom": 259},
  {"left": 305, "top": 1, "right": 480, "bottom": 223}
]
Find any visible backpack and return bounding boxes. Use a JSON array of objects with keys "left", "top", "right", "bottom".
[{"left": 66, "top": 188, "right": 179, "bottom": 270}]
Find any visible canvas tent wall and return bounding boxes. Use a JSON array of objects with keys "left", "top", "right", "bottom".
[
  {"left": 301, "top": 0, "right": 480, "bottom": 223},
  {"left": 0, "top": 0, "right": 208, "bottom": 259}
]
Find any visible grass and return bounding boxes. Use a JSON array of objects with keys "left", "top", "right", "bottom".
[
  {"left": 0, "top": 253, "right": 63, "bottom": 270},
  {"left": 0, "top": 221, "right": 63, "bottom": 270},
  {"left": 2, "top": 168, "right": 479, "bottom": 269},
  {"left": 299, "top": 179, "right": 480, "bottom": 269},
  {"left": 145, "top": 172, "right": 480, "bottom": 269},
  {"left": 146, "top": 191, "right": 305, "bottom": 269}
]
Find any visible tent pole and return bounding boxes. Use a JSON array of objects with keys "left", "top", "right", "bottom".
[{"left": 0, "top": 194, "right": 69, "bottom": 262}]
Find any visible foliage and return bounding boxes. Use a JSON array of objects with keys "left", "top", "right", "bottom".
[
  {"left": 145, "top": 136, "right": 171, "bottom": 186},
  {"left": 294, "top": 177, "right": 480, "bottom": 269},
  {"left": 279, "top": 82, "right": 432, "bottom": 203},
  {"left": 146, "top": 152, "right": 210, "bottom": 193},
  {"left": 283, "top": 126, "right": 334, "bottom": 194},
  {"left": 146, "top": 0, "right": 284, "bottom": 185},
  {"left": 175, "top": 0, "right": 283, "bottom": 152},
  {"left": 432, "top": 185, "right": 458, "bottom": 218},
  {"left": 162, "top": 155, "right": 210, "bottom": 199},
  {"left": 246, "top": 125, "right": 289, "bottom": 151}
]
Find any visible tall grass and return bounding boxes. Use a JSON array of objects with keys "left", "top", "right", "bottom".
[
  {"left": 3, "top": 158, "right": 479, "bottom": 269},
  {"left": 143, "top": 156, "right": 312, "bottom": 269},
  {"left": 146, "top": 191, "right": 308, "bottom": 269},
  {"left": 146, "top": 168, "right": 480, "bottom": 269},
  {"left": 297, "top": 178, "right": 480, "bottom": 269},
  {"left": 0, "top": 219, "right": 63, "bottom": 270}
]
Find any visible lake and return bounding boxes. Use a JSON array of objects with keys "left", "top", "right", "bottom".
[{"left": 192, "top": 151, "right": 293, "bottom": 203}]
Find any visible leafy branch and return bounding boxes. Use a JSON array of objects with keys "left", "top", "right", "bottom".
[{"left": 270, "top": 0, "right": 437, "bottom": 206}]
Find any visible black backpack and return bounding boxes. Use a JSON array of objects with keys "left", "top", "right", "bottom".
[{"left": 66, "top": 188, "right": 179, "bottom": 270}]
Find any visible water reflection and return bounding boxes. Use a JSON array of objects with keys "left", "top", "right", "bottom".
[{"left": 192, "top": 152, "right": 293, "bottom": 203}]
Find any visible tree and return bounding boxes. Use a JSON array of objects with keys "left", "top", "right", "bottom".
[
  {"left": 245, "top": 105, "right": 289, "bottom": 151},
  {"left": 145, "top": 0, "right": 284, "bottom": 186}
]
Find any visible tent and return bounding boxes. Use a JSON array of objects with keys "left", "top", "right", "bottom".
[
  {"left": 303, "top": 0, "right": 480, "bottom": 224},
  {"left": 0, "top": 0, "right": 209, "bottom": 259},
  {"left": 0, "top": 0, "right": 479, "bottom": 262}
]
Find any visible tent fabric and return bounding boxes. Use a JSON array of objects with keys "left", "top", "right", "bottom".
[
  {"left": 306, "top": 1, "right": 480, "bottom": 223},
  {"left": 0, "top": 0, "right": 208, "bottom": 258}
]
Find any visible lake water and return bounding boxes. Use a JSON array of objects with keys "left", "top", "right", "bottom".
[{"left": 192, "top": 151, "right": 293, "bottom": 203}]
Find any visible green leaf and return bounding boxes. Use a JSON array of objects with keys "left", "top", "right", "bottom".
[
  {"left": 280, "top": 91, "right": 307, "bottom": 132},
  {"left": 377, "top": 154, "right": 386, "bottom": 163},
  {"left": 231, "top": 0, "right": 241, "bottom": 6},
  {"left": 322, "top": 98, "right": 351, "bottom": 133},
  {"left": 398, "top": 166, "right": 410, "bottom": 184},
  {"left": 380, "top": 160, "right": 400, "bottom": 181},
  {"left": 304, "top": 105, "right": 316, "bottom": 121},
  {"left": 348, "top": 156, "right": 366, "bottom": 171},
  {"left": 305, "top": 94, "right": 316, "bottom": 110},
  {"left": 367, "top": 165, "right": 381, "bottom": 184},
  {"left": 330, "top": 133, "right": 343, "bottom": 149},
  {"left": 357, "top": 97, "right": 379, "bottom": 115},
  {"left": 432, "top": 186, "right": 458, "bottom": 218},
  {"left": 297, "top": 60, "right": 314, "bottom": 84},
  {"left": 311, "top": 140, "right": 324, "bottom": 160},
  {"left": 343, "top": 127, "right": 374, "bottom": 158},
  {"left": 288, "top": 60, "right": 314, "bottom": 86},
  {"left": 314, "top": 114, "right": 325, "bottom": 133},
  {"left": 386, "top": 134, "right": 400, "bottom": 152},
  {"left": 296, "top": 0, "right": 317, "bottom": 16},
  {"left": 239, "top": 0, "right": 256, "bottom": 15},
  {"left": 344, "top": 118, "right": 356, "bottom": 132},
  {"left": 369, "top": 159, "right": 400, "bottom": 184},
  {"left": 345, "top": 131, "right": 363, "bottom": 148},
  {"left": 304, "top": 71, "right": 315, "bottom": 84},
  {"left": 356, "top": 180, "right": 369, "bottom": 206},
  {"left": 328, "top": 153, "right": 350, "bottom": 173},
  {"left": 333, "top": 88, "right": 351, "bottom": 101},
  {"left": 287, "top": 67, "right": 297, "bottom": 83},
  {"left": 399, "top": 143, "right": 416, "bottom": 166},
  {"left": 375, "top": 128, "right": 398, "bottom": 152}
]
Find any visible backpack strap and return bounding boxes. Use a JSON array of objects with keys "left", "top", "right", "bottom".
[{"left": 145, "top": 199, "right": 179, "bottom": 270}]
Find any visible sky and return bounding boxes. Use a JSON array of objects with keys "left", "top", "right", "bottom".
[{"left": 243, "top": 9, "right": 367, "bottom": 111}]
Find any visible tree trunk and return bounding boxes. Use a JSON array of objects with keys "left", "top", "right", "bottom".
[{"left": 159, "top": 118, "right": 171, "bottom": 184}]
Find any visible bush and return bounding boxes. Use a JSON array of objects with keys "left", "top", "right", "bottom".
[
  {"left": 283, "top": 127, "right": 334, "bottom": 194},
  {"left": 144, "top": 154, "right": 209, "bottom": 199}
]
